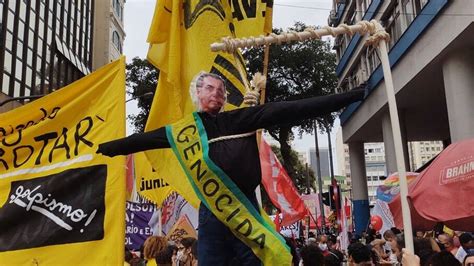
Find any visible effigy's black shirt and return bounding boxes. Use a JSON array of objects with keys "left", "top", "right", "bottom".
[{"left": 97, "top": 90, "right": 364, "bottom": 196}]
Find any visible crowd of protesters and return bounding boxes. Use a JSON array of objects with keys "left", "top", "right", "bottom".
[
  {"left": 125, "top": 236, "right": 197, "bottom": 266},
  {"left": 124, "top": 227, "right": 473, "bottom": 266}
]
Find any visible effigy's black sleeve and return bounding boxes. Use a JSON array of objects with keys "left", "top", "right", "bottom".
[
  {"left": 220, "top": 89, "right": 365, "bottom": 134},
  {"left": 96, "top": 127, "right": 170, "bottom": 157}
]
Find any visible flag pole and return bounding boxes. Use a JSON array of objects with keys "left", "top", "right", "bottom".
[{"left": 255, "top": 37, "right": 272, "bottom": 208}]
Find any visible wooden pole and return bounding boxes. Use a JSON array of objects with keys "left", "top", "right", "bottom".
[{"left": 377, "top": 37, "right": 414, "bottom": 252}]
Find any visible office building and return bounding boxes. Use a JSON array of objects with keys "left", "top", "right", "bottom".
[{"left": 0, "top": 0, "right": 125, "bottom": 112}]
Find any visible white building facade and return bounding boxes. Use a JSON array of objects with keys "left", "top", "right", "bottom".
[{"left": 330, "top": 0, "right": 474, "bottom": 234}]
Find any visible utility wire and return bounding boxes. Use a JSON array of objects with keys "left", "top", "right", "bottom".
[{"left": 274, "top": 3, "right": 474, "bottom": 16}]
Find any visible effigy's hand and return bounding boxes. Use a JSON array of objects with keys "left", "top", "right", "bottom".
[
  {"left": 96, "top": 143, "right": 116, "bottom": 157},
  {"left": 243, "top": 90, "right": 260, "bottom": 106}
]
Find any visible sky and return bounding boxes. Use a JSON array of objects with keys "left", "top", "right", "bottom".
[{"left": 123, "top": 0, "right": 341, "bottom": 173}]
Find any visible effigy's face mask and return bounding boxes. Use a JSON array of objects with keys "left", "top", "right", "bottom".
[{"left": 197, "top": 76, "right": 226, "bottom": 114}]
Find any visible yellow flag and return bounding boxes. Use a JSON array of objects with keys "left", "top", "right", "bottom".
[
  {"left": 0, "top": 58, "right": 126, "bottom": 265},
  {"left": 145, "top": 0, "right": 273, "bottom": 208},
  {"left": 133, "top": 152, "right": 172, "bottom": 206}
]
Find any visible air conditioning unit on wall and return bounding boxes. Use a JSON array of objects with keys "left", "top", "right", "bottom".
[{"left": 328, "top": 10, "right": 338, "bottom": 26}]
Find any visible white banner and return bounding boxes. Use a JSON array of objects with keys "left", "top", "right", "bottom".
[
  {"left": 371, "top": 199, "right": 395, "bottom": 234},
  {"left": 160, "top": 192, "right": 198, "bottom": 235}
]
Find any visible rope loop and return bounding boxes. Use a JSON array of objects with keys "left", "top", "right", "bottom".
[
  {"left": 208, "top": 131, "right": 256, "bottom": 144},
  {"left": 323, "top": 25, "right": 337, "bottom": 37},
  {"left": 339, "top": 24, "right": 354, "bottom": 36},
  {"left": 304, "top": 27, "right": 321, "bottom": 39},
  {"left": 221, "top": 37, "right": 237, "bottom": 53}
]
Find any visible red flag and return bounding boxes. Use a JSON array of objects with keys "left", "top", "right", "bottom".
[
  {"left": 259, "top": 139, "right": 309, "bottom": 226},
  {"left": 274, "top": 210, "right": 281, "bottom": 231}
]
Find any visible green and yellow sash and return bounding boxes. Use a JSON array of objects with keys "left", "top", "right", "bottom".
[{"left": 165, "top": 113, "right": 292, "bottom": 265}]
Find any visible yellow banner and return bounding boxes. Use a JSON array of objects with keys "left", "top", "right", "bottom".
[
  {"left": 133, "top": 152, "right": 172, "bottom": 206},
  {"left": 166, "top": 113, "right": 291, "bottom": 265},
  {"left": 144, "top": 0, "right": 273, "bottom": 208},
  {"left": 0, "top": 58, "right": 126, "bottom": 265}
]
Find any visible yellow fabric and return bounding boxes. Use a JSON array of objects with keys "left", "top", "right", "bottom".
[
  {"left": 0, "top": 58, "right": 126, "bottom": 265},
  {"left": 166, "top": 113, "right": 291, "bottom": 265},
  {"left": 134, "top": 152, "right": 172, "bottom": 206},
  {"left": 144, "top": 0, "right": 273, "bottom": 208},
  {"left": 147, "top": 259, "right": 158, "bottom": 266}
]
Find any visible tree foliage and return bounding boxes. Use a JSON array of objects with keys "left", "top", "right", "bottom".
[
  {"left": 126, "top": 57, "right": 159, "bottom": 132},
  {"left": 245, "top": 22, "right": 338, "bottom": 189}
]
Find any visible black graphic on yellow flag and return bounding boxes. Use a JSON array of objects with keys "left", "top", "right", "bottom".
[
  {"left": 0, "top": 58, "right": 126, "bottom": 264},
  {"left": 145, "top": 0, "right": 273, "bottom": 208}
]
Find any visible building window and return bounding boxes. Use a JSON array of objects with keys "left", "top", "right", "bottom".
[
  {"left": 383, "top": 1, "right": 403, "bottom": 48},
  {"left": 113, "top": 0, "right": 122, "bottom": 20},
  {"left": 112, "top": 31, "right": 122, "bottom": 53}
]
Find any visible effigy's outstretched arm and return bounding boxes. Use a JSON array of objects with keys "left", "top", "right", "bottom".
[
  {"left": 221, "top": 88, "right": 365, "bottom": 134},
  {"left": 96, "top": 127, "right": 170, "bottom": 157}
]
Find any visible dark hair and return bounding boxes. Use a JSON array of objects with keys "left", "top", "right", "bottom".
[
  {"left": 156, "top": 245, "right": 175, "bottom": 265},
  {"left": 348, "top": 243, "right": 372, "bottom": 264},
  {"left": 324, "top": 250, "right": 343, "bottom": 266},
  {"left": 414, "top": 238, "right": 433, "bottom": 258},
  {"left": 391, "top": 227, "right": 402, "bottom": 235},
  {"left": 180, "top": 237, "right": 197, "bottom": 249},
  {"left": 428, "top": 250, "right": 461, "bottom": 266},
  {"left": 418, "top": 249, "right": 436, "bottom": 266},
  {"left": 191, "top": 240, "right": 198, "bottom": 258},
  {"left": 396, "top": 233, "right": 406, "bottom": 250},
  {"left": 300, "top": 243, "right": 324, "bottom": 266},
  {"left": 125, "top": 248, "right": 134, "bottom": 262},
  {"left": 460, "top": 233, "right": 473, "bottom": 245}
]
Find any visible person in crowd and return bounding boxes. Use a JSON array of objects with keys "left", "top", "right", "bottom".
[
  {"left": 428, "top": 250, "right": 461, "bottom": 266},
  {"left": 456, "top": 233, "right": 474, "bottom": 263},
  {"left": 416, "top": 231, "right": 425, "bottom": 239},
  {"left": 156, "top": 244, "right": 177, "bottom": 266},
  {"left": 175, "top": 237, "right": 197, "bottom": 266},
  {"left": 300, "top": 243, "right": 324, "bottom": 266},
  {"left": 190, "top": 240, "right": 198, "bottom": 266},
  {"left": 438, "top": 233, "right": 459, "bottom": 256},
  {"left": 388, "top": 233, "right": 407, "bottom": 264},
  {"left": 369, "top": 238, "right": 391, "bottom": 264},
  {"left": 318, "top": 234, "right": 330, "bottom": 256},
  {"left": 143, "top": 236, "right": 168, "bottom": 266},
  {"left": 382, "top": 229, "right": 398, "bottom": 264},
  {"left": 413, "top": 237, "right": 436, "bottom": 266},
  {"left": 326, "top": 234, "right": 344, "bottom": 266},
  {"left": 125, "top": 248, "right": 134, "bottom": 266},
  {"left": 463, "top": 253, "right": 474, "bottom": 266},
  {"left": 347, "top": 242, "right": 374, "bottom": 265},
  {"left": 97, "top": 72, "right": 365, "bottom": 265}
]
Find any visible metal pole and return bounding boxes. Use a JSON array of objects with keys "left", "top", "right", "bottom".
[
  {"left": 377, "top": 39, "right": 414, "bottom": 252},
  {"left": 327, "top": 126, "right": 335, "bottom": 181},
  {"left": 0, "top": 95, "right": 45, "bottom": 107},
  {"left": 314, "top": 120, "right": 326, "bottom": 232},
  {"left": 157, "top": 208, "right": 163, "bottom": 236},
  {"left": 327, "top": 125, "right": 341, "bottom": 232}
]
